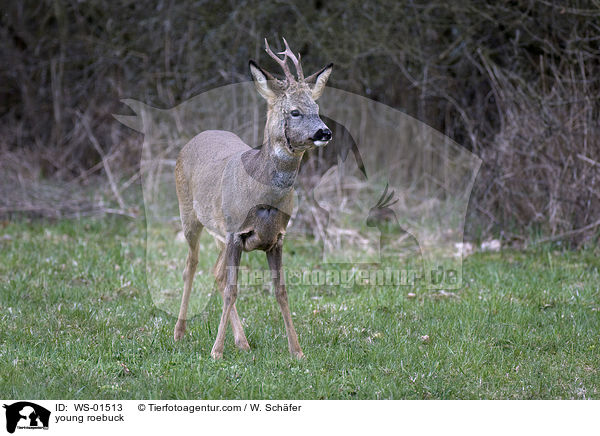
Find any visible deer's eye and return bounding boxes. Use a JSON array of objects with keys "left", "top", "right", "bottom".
[{"left": 290, "top": 109, "right": 301, "bottom": 117}]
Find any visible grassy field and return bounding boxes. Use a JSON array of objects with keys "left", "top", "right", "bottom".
[{"left": 0, "top": 216, "right": 599, "bottom": 399}]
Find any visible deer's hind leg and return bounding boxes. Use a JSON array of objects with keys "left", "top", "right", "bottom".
[
  {"left": 174, "top": 165, "right": 203, "bottom": 341},
  {"left": 174, "top": 218, "right": 203, "bottom": 341},
  {"left": 214, "top": 239, "right": 250, "bottom": 351}
]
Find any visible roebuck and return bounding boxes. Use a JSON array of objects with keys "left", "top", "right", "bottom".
[{"left": 174, "top": 38, "right": 333, "bottom": 359}]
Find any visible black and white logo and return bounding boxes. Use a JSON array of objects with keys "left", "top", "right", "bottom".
[{"left": 3, "top": 402, "right": 50, "bottom": 434}]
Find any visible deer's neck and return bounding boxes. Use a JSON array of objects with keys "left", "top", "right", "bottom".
[{"left": 242, "top": 139, "right": 303, "bottom": 190}]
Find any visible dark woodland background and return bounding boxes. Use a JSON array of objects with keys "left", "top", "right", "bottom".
[{"left": 1, "top": 0, "right": 599, "bottom": 245}]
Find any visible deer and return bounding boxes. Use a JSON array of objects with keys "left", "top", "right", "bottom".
[{"left": 173, "top": 38, "right": 333, "bottom": 359}]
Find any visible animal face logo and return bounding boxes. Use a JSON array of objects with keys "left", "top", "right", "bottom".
[{"left": 3, "top": 402, "right": 50, "bottom": 434}]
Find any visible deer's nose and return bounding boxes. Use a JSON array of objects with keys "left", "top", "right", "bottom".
[{"left": 313, "top": 128, "right": 332, "bottom": 141}]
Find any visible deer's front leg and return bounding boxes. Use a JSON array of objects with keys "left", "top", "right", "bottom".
[
  {"left": 211, "top": 233, "right": 242, "bottom": 359},
  {"left": 266, "top": 238, "right": 304, "bottom": 359}
]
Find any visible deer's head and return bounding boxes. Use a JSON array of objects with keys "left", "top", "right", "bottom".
[{"left": 249, "top": 38, "right": 333, "bottom": 156}]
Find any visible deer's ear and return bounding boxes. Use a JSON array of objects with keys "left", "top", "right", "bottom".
[
  {"left": 249, "top": 60, "right": 276, "bottom": 100},
  {"left": 307, "top": 63, "right": 333, "bottom": 100}
]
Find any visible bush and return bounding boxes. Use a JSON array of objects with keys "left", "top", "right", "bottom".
[{"left": 1, "top": 0, "right": 599, "bottom": 243}]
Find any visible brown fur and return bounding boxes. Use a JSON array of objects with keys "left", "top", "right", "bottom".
[{"left": 173, "top": 39, "right": 333, "bottom": 359}]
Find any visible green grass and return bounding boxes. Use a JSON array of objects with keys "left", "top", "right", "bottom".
[{"left": 1, "top": 217, "right": 599, "bottom": 399}]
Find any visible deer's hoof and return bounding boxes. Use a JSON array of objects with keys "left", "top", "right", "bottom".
[
  {"left": 174, "top": 320, "right": 186, "bottom": 341},
  {"left": 211, "top": 350, "right": 223, "bottom": 360},
  {"left": 291, "top": 350, "right": 305, "bottom": 359},
  {"left": 235, "top": 338, "right": 251, "bottom": 351}
]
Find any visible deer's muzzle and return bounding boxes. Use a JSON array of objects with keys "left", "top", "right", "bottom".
[{"left": 311, "top": 128, "right": 332, "bottom": 147}]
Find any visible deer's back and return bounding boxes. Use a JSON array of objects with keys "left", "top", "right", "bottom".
[
  {"left": 176, "top": 130, "right": 251, "bottom": 237},
  {"left": 179, "top": 130, "right": 250, "bottom": 169}
]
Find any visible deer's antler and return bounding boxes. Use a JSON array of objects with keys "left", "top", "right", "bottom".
[
  {"left": 375, "top": 183, "right": 399, "bottom": 208},
  {"left": 279, "top": 37, "right": 304, "bottom": 81},
  {"left": 264, "top": 38, "right": 303, "bottom": 83}
]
